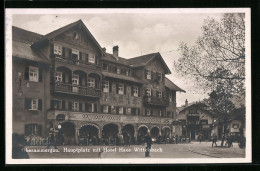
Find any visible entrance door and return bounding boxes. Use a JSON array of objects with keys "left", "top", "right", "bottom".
[{"left": 191, "top": 130, "right": 195, "bottom": 140}]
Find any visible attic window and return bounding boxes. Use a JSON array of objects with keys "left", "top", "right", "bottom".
[{"left": 73, "top": 31, "right": 79, "bottom": 40}]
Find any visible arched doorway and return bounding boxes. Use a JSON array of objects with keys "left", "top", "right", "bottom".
[
  {"left": 122, "top": 124, "right": 135, "bottom": 145},
  {"left": 79, "top": 125, "right": 99, "bottom": 145},
  {"left": 102, "top": 123, "right": 118, "bottom": 145},
  {"left": 150, "top": 127, "right": 160, "bottom": 143},
  {"left": 162, "top": 127, "right": 171, "bottom": 138},
  {"left": 137, "top": 126, "right": 148, "bottom": 145},
  {"left": 61, "top": 122, "right": 75, "bottom": 145}
]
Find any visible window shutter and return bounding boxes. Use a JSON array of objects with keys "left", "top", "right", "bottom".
[
  {"left": 68, "top": 102, "right": 72, "bottom": 110},
  {"left": 50, "top": 44, "right": 54, "bottom": 57},
  {"left": 108, "top": 106, "right": 111, "bottom": 113},
  {"left": 62, "top": 73, "right": 65, "bottom": 83},
  {"left": 109, "top": 82, "right": 112, "bottom": 92},
  {"left": 94, "top": 104, "right": 97, "bottom": 112},
  {"left": 24, "top": 67, "right": 29, "bottom": 80},
  {"left": 151, "top": 89, "right": 153, "bottom": 96},
  {"left": 131, "top": 86, "right": 134, "bottom": 96},
  {"left": 25, "top": 124, "right": 29, "bottom": 136},
  {"left": 62, "top": 101, "right": 65, "bottom": 110},
  {"left": 25, "top": 98, "right": 31, "bottom": 110},
  {"left": 151, "top": 110, "right": 153, "bottom": 116},
  {"left": 39, "top": 68, "right": 42, "bottom": 82},
  {"left": 85, "top": 103, "right": 88, "bottom": 112},
  {"left": 38, "top": 99, "right": 42, "bottom": 111},
  {"left": 144, "top": 70, "right": 147, "bottom": 79},
  {"left": 138, "top": 87, "right": 140, "bottom": 97},
  {"left": 79, "top": 52, "right": 82, "bottom": 61},
  {"left": 101, "top": 105, "right": 103, "bottom": 113},
  {"left": 116, "top": 84, "right": 119, "bottom": 94},
  {"left": 145, "top": 109, "right": 147, "bottom": 116},
  {"left": 116, "top": 107, "right": 119, "bottom": 114},
  {"left": 95, "top": 58, "right": 98, "bottom": 65},
  {"left": 138, "top": 108, "right": 140, "bottom": 115},
  {"left": 51, "top": 100, "right": 55, "bottom": 109},
  {"left": 79, "top": 76, "right": 82, "bottom": 86},
  {"left": 62, "top": 47, "right": 65, "bottom": 57},
  {"left": 123, "top": 108, "right": 126, "bottom": 115},
  {"left": 124, "top": 84, "right": 126, "bottom": 95},
  {"left": 162, "top": 73, "right": 165, "bottom": 82},
  {"left": 85, "top": 54, "right": 89, "bottom": 62},
  {"left": 38, "top": 125, "right": 42, "bottom": 136},
  {"left": 79, "top": 103, "right": 82, "bottom": 111},
  {"left": 156, "top": 91, "right": 159, "bottom": 97},
  {"left": 69, "top": 49, "right": 72, "bottom": 58},
  {"left": 162, "top": 92, "right": 164, "bottom": 98}
]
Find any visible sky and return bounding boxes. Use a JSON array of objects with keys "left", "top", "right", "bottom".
[{"left": 12, "top": 11, "right": 224, "bottom": 107}]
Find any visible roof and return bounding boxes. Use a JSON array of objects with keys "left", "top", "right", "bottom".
[
  {"left": 102, "top": 53, "right": 129, "bottom": 65},
  {"left": 127, "top": 53, "right": 171, "bottom": 74},
  {"left": 178, "top": 103, "right": 217, "bottom": 117},
  {"left": 12, "top": 26, "right": 50, "bottom": 63},
  {"left": 229, "top": 107, "right": 245, "bottom": 120},
  {"left": 165, "top": 77, "right": 186, "bottom": 92},
  {"left": 102, "top": 71, "right": 143, "bottom": 84},
  {"left": 32, "top": 20, "right": 104, "bottom": 55}
]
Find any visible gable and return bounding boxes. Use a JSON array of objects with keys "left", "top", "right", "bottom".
[{"left": 145, "top": 54, "right": 171, "bottom": 74}]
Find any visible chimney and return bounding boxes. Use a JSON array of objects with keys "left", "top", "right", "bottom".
[
  {"left": 102, "top": 47, "right": 106, "bottom": 53},
  {"left": 185, "top": 99, "right": 188, "bottom": 107},
  {"left": 113, "top": 45, "right": 119, "bottom": 60}
]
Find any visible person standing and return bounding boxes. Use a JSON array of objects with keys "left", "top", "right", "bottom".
[
  {"left": 47, "top": 132, "right": 58, "bottom": 149},
  {"left": 212, "top": 136, "right": 217, "bottom": 147},
  {"left": 198, "top": 135, "right": 202, "bottom": 144},
  {"left": 144, "top": 134, "right": 152, "bottom": 157}
]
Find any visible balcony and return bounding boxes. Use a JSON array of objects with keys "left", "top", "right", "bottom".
[
  {"left": 52, "top": 82, "right": 101, "bottom": 97},
  {"left": 53, "top": 56, "right": 101, "bottom": 71},
  {"left": 143, "top": 96, "right": 169, "bottom": 106}
]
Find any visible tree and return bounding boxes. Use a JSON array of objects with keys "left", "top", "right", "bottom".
[{"left": 174, "top": 13, "right": 245, "bottom": 95}]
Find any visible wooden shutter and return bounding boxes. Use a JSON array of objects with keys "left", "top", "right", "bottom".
[
  {"left": 123, "top": 108, "right": 126, "bottom": 115},
  {"left": 145, "top": 109, "right": 147, "bottom": 116},
  {"left": 38, "top": 125, "right": 42, "bottom": 136},
  {"left": 68, "top": 102, "right": 72, "bottom": 110},
  {"left": 69, "top": 49, "right": 72, "bottom": 58},
  {"left": 62, "top": 101, "right": 65, "bottom": 110},
  {"left": 38, "top": 99, "right": 42, "bottom": 111},
  {"left": 24, "top": 98, "right": 31, "bottom": 110},
  {"left": 79, "top": 76, "right": 82, "bottom": 86},
  {"left": 94, "top": 104, "right": 97, "bottom": 112},
  {"left": 116, "top": 84, "right": 119, "bottom": 94},
  {"left": 101, "top": 105, "right": 103, "bottom": 113},
  {"left": 162, "top": 92, "right": 164, "bottom": 98},
  {"left": 25, "top": 124, "right": 29, "bottom": 136},
  {"left": 138, "top": 108, "right": 140, "bottom": 115},
  {"left": 108, "top": 106, "right": 111, "bottom": 113},
  {"left": 79, "top": 52, "right": 82, "bottom": 61},
  {"left": 156, "top": 91, "right": 159, "bottom": 97},
  {"left": 109, "top": 81, "right": 112, "bottom": 92},
  {"left": 79, "top": 103, "right": 82, "bottom": 112},
  {"left": 39, "top": 68, "right": 42, "bottom": 82},
  {"left": 124, "top": 84, "right": 126, "bottom": 95},
  {"left": 51, "top": 100, "right": 55, "bottom": 109},
  {"left": 144, "top": 70, "right": 147, "bottom": 79},
  {"left": 95, "top": 57, "right": 98, "bottom": 65},
  {"left": 85, "top": 54, "right": 89, "bottom": 62},
  {"left": 62, "top": 47, "right": 65, "bottom": 57},
  {"left": 24, "top": 67, "right": 29, "bottom": 80},
  {"left": 50, "top": 44, "right": 54, "bottom": 57},
  {"left": 151, "top": 109, "right": 153, "bottom": 116},
  {"left": 162, "top": 73, "right": 165, "bottom": 82},
  {"left": 138, "top": 87, "right": 140, "bottom": 97},
  {"left": 62, "top": 73, "right": 65, "bottom": 83},
  {"left": 131, "top": 86, "right": 134, "bottom": 96},
  {"left": 116, "top": 107, "right": 119, "bottom": 114},
  {"left": 151, "top": 89, "right": 153, "bottom": 97}
]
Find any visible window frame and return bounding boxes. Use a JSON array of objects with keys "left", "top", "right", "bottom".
[
  {"left": 158, "top": 91, "right": 162, "bottom": 98},
  {"left": 55, "top": 72, "right": 62, "bottom": 82},
  {"left": 72, "top": 102, "right": 79, "bottom": 112},
  {"left": 169, "top": 93, "right": 172, "bottom": 102},
  {"left": 103, "top": 81, "right": 109, "bottom": 92},
  {"left": 118, "top": 84, "right": 124, "bottom": 95},
  {"left": 29, "top": 66, "right": 39, "bottom": 82},
  {"left": 117, "top": 67, "right": 121, "bottom": 74},
  {"left": 146, "top": 88, "right": 151, "bottom": 96},
  {"left": 146, "top": 70, "right": 151, "bottom": 79},
  {"left": 118, "top": 107, "right": 124, "bottom": 114},
  {"left": 88, "top": 78, "right": 95, "bottom": 88},
  {"left": 72, "top": 74, "right": 79, "bottom": 85},
  {"left": 133, "top": 87, "right": 138, "bottom": 97},
  {"left": 88, "top": 54, "right": 95, "bottom": 64},
  {"left": 103, "top": 105, "right": 109, "bottom": 113},
  {"left": 54, "top": 44, "right": 62, "bottom": 56},
  {"left": 30, "top": 98, "right": 38, "bottom": 110}
]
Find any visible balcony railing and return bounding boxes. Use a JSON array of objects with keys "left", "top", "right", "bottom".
[
  {"left": 143, "top": 96, "right": 169, "bottom": 106},
  {"left": 53, "top": 56, "right": 101, "bottom": 71},
  {"left": 52, "top": 82, "right": 101, "bottom": 97}
]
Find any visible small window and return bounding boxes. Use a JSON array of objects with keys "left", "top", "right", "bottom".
[
  {"left": 157, "top": 72, "right": 162, "bottom": 82},
  {"left": 73, "top": 32, "right": 79, "bottom": 40},
  {"left": 103, "top": 106, "right": 108, "bottom": 113},
  {"left": 126, "top": 70, "right": 129, "bottom": 76},
  {"left": 146, "top": 109, "right": 151, "bottom": 116},
  {"left": 146, "top": 88, "right": 151, "bottom": 96},
  {"left": 133, "top": 87, "right": 138, "bottom": 97},
  {"left": 232, "top": 124, "right": 239, "bottom": 129},
  {"left": 189, "top": 109, "right": 198, "bottom": 114},
  {"left": 31, "top": 99, "right": 38, "bottom": 110},
  {"left": 158, "top": 91, "right": 162, "bottom": 98},
  {"left": 201, "top": 120, "right": 208, "bottom": 125},
  {"left": 146, "top": 70, "right": 151, "bottom": 79},
  {"left": 118, "top": 84, "right": 124, "bottom": 95},
  {"left": 119, "top": 107, "right": 124, "bottom": 114},
  {"left": 25, "top": 124, "right": 42, "bottom": 136},
  {"left": 54, "top": 44, "right": 62, "bottom": 55},
  {"left": 103, "top": 81, "right": 109, "bottom": 92},
  {"left": 72, "top": 74, "right": 79, "bottom": 85},
  {"left": 88, "top": 54, "right": 95, "bottom": 64},
  {"left": 72, "top": 49, "right": 79, "bottom": 60},
  {"left": 127, "top": 108, "right": 131, "bottom": 114},
  {"left": 55, "top": 72, "right": 62, "bottom": 82},
  {"left": 159, "top": 110, "right": 162, "bottom": 117},
  {"left": 169, "top": 93, "right": 172, "bottom": 102},
  {"left": 72, "top": 102, "right": 79, "bottom": 111},
  {"left": 117, "top": 68, "right": 120, "bottom": 74},
  {"left": 88, "top": 78, "right": 95, "bottom": 87},
  {"left": 29, "top": 66, "right": 39, "bottom": 82}
]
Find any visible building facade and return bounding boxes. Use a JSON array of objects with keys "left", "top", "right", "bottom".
[{"left": 12, "top": 20, "right": 185, "bottom": 145}]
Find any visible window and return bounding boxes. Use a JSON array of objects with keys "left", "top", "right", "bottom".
[
  {"left": 157, "top": 72, "right": 162, "bottom": 82},
  {"left": 72, "top": 49, "right": 79, "bottom": 60},
  {"left": 103, "top": 105, "right": 108, "bottom": 113},
  {"left": 118, "top": 84, "right": 124, "bottom": 95},
  {"left": 72, "top": 74, "right": 79, "bottom": 85},
  {"left": 189, "top": 109, "right": 198, "bottom": 114},
  {"left": 72, "top": 102, "right": 79, "bottom": 111},
  {"left": 133, "top": 87, "right": 139, "bottom": 97},
  {"left": 146, "top": 109, "right": 151, "bottom": 116},
  {"left": 103, "top": 63, "right": 108, "bottom": 71},
  {"left": 56, "top": 114, "right": 65, "bottom": 121},
  {"left": 89, "top": 54, "right": 95, "bottom": 64},
  {"left": 25, "top": 98, "right": 42, "bottom": 111},
  {"left": 111, "top": 106, "right": 116, "bottom": 114},
  {"left": 29, "top": 66, "right": 39, "bottom": 82},
  {"left": 159, "top": 110, "right": 162, "bottom": 117},
  {"left": 201, "top": 120, "right": 208, "bottom": 125},
  {"left": 158, "top": 91, "right": 162, "bottom": 98},
  {"left": 146, "top": 88, "right": 151, "bottom": 96},
  {"left": 73, "top": 31, "right": 79, "bottom": 40},
  {"left": 88, "top": 78, "right": 95, "bottom": 87},
  {"left": 233, "top": 124, "right": 239, "bottom": 129},
  {"left": 167, "top": 111, "right": 172, "bottom": 118},
  {"left": 169, "top": 93, "right": 172, "bottom": 102},
  {"left": 54, "top": 44, "right": 62, "bottom": 55},
  {"left": 118, "top": 107, "right": 124, "bottom": 114},
  {"left": 55, "top": 72, "right": 62, "bottom": 82},
  {"left": 146, "top": 70, "right": 151, "bottom": 79},
  {"left": 126, "top": 70, "right": 129, "bottom": 76},
  {"left": 117, "top": 67, "right": 120, "bottom": 74},
  {"left": 103, "top": 81, "right": 109, "bottom": 92},
  {"left": 179, "top": 119, "right": 186, "bottom": 125},
  {"left": 25, "top": 124, "right": 42, "bottom": 136},
  {"left": 51, "top": 100, "right": 65, "bottom": 110},
  {"left": 127, "top": 108, "right": 131, "bottom": 114}
]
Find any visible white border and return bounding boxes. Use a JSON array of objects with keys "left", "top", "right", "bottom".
[{"left": 5, "top": 8, "right": 251, "bottom": 164}]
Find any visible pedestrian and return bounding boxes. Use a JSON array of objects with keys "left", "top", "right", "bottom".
[
  {"left": 212, "top": 136, "right": 217, "bottom": 147},
  {"left": 47, "top": 132, "right": 58, "bottom": 149},
  {"left": 198, "top": 135, "right": 202, "bottom": 144},
  {"left": 144, "top": 134, "right": 152, "bottom": 157},
  {"left": 176, "top": 135, "right": 178, "bottom": 144}
]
